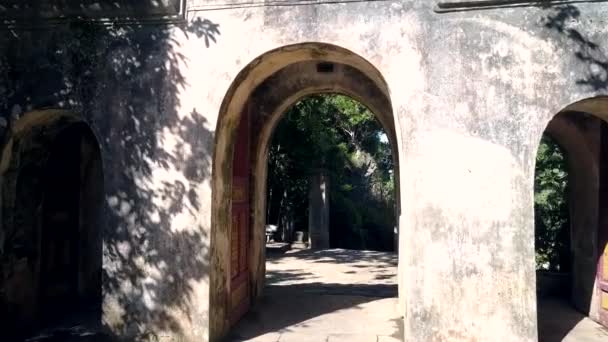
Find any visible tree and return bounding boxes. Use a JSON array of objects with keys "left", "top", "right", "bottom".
[
  {"left": 267, "top": 94, "right": 396, "bottom": 251},
  {"left": 534, "top": 135, "right": 570, "bottom": 272}
]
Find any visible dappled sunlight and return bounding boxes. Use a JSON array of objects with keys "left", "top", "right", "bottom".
[
  {"left": 228, "top": 249, "right": 400, "bottom": 341},
  {"left": 543, "top": 5, "right": 608, "bottom": 92},
  {"left": 1, "top": 7, "right": 221, "bottom": 340},
  {"left": 267, "top": 249, "right": 397, "bottom": 287}
]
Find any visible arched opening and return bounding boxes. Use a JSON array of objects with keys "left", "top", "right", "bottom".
[
  {"left": 264, "top": 94, "right": 396, "bottom": 252},
  {"left": 226, "top": 93, "right": 398, "bottom": 340},
  {"left": 535, "top": 99, "right": 608, "bottom": 341},
  {"left": 0, "top": 111, "right": 104, "bottom": 339},
  {"left": 39, "top": 122, "right": 103, "bottom": 316},
  {"left": 211, "top": 44, "right": 402, "bottom": 340}
]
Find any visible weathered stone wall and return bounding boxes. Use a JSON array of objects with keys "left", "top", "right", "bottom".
[
  {"left": 2, "top": 1, "right": 608, "bottom": 341},
  {"left": 0, "top": 18, "right": 216, "bottom": 340}
]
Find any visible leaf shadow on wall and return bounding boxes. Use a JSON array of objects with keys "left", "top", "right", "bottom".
[
  {"left": 0, "top": 11, "right": 222, "bottom": 341},
  {"left": 543, "top": 4, "right": 608, "bottom": 91}
]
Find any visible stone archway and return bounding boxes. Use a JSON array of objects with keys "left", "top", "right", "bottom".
[
  {"left": 535, "top": 97, "right": 608, "bottom": 340},
  {"left": 211, "top": 43, "right": 402, "bottom": 340},
  {"left": 0, "top": 110, "right": 104, "bottom": 337}
]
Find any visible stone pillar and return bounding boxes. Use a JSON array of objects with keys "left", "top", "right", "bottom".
[
  {"left": 401, "top": 130, "right": 537, "bottom": 342},
  {"left": 308, "top": 170, "right": 330, "bottom": 249}
]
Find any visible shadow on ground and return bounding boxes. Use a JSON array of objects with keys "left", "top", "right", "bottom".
[
  {"left": 537, "top": 297, "right": 608, "bottom": 342},
  {"left": 21, "top": 306, "right": 111, "bottom": 342},
  {"left": 269, "top": 248, "right": 398, "bottom": 266},
  {"left": 267, "top": 248, "right": 398, "bottom": 285},
  {"left": 228, "top": 248, "right": 400, "bottom": 341},
  {"left": 227, "top": 283, "right": 398, "bottom": 341}
]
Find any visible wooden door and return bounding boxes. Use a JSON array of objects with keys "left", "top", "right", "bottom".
[
  {"left": 599, "top": 244, "right": 608, "bottom": 326},
  {"left": 599, "top": 202, "right": 608, "bottom": 326},
  {"left": 598, "top": 122, "right": 608, "bottom": 327},
  {"left": 228, "top": 105, "right": 251, "bottom": 326}
]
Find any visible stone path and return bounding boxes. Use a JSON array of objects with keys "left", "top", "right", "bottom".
[
  {"left": 227, "top": 249, "right": 402, "bottom": 342},
  {"left": 538, "top": 297, "right": 608, "bottom": 342},
  {"left": 18, "top": 248, "right": 608, "bottom": 341},
  {"left": 228, "top": 248, "right": 608, "bottom": 342}
]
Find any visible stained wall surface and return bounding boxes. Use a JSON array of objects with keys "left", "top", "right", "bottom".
[{"left": 2, "top": 1, "right": 608, "bottom": 341}]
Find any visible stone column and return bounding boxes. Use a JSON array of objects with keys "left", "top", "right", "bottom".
[
  {"left": 401, "top": 129, "right": 537, "bottom": 342},
  {"left": 308, "top": 170, "right": 330, "bottom": 249}
]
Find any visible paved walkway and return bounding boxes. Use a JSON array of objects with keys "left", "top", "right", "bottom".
[
  {"left": 538, "top": 297, "right": 608, "bottom": 342},
  {"left": 227, "top": 249, "right": 401, "bottom": 342},
  {"left": 19, "top": 248, "right": 608, "bottom": 341},
  {"left": 228, "top": 248, "right": 608, "bottom": 342}
]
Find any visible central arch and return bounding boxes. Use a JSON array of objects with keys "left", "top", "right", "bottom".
[{"left": 211, "top": 43, "right": 402, "bottom": 340}]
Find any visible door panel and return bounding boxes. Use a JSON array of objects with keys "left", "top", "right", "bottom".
[
  {"left": 599, "top": 244, "right": 608, "bottom": 325},
  {"left": 228, "top": 105, "right": 251, "bottom": 326},
  {"left": 598, "top": 122, "right": 608, "bottom": 327}
]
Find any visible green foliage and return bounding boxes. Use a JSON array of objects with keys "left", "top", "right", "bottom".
[
  {"left": 267, "top": 94, "right": 395, "bottom": 251},
  {"left": 534, "top": 135, "right": 571, "bottom": 271}
]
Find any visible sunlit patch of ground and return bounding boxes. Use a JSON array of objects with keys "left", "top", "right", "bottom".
[{"left": 228, "top": 249, "right": 401, "bottom": 342}]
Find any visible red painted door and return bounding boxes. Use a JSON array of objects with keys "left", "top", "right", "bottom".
[
  {"left": 598, "top": 122, "right": 608, "bottom": 327},
  {"left": 599, "top": 244, "right": 608, "bottom": 326},
  {"left": 228, "top": 105, "right": 251, "bottom": 326}
]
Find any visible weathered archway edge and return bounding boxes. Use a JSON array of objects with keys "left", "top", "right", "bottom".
[
  {"left": 0, "top": 109, "right": 105, "bottom": 172},
  {"left": 210, "top": 43, "right": 400, "bottom": 340},
  {"left": 0, "top": 109, "right": 106, "bottom": 335},
  {"left": 528, "top": 96, "right": 608, "bottom": 198},
  {"left": 534, "top": 96, "right": 608, "bottom": 149},
  {"left": 246, "top": 61, "right": 402, "bottom": 309},
  {"left": 532, "top": 96, "right": 608, "bottom": 329},
  {"left": 0, "top": 109, "right": 106, "bottom": 229}
]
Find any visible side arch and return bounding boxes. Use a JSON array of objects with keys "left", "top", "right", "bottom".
[
  {"left": 0, "top": 109, "right": 105, "bottom": 335},
  {"left": 534, "top": 96, "right": 608, "bottom": 331}
]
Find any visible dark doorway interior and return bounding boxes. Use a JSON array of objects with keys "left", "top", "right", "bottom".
[
  {"left": 5, "top": 121, "right": 105, "bottom": 340},
  {"left": 39, "top": 124, "right": 86, "bottom": 316}
]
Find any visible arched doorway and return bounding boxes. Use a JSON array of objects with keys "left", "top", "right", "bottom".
[
  {"left": 232, "top": 93, "right": 398, "bottom": 340},
  {"left": 211, "top": 44, "right": 402, "bottom": 340},
  {"left": 263, "top": 94, "right": 397, "bottom": 252},
  {"left": 0, "top": 111, "right": 104, "bottom": 338},
  {"left": 38, "top": 122, "right": 103, "bottom": 316},
  {"left": 535, "top": 98, "right": 608, "bottom": 341}
]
